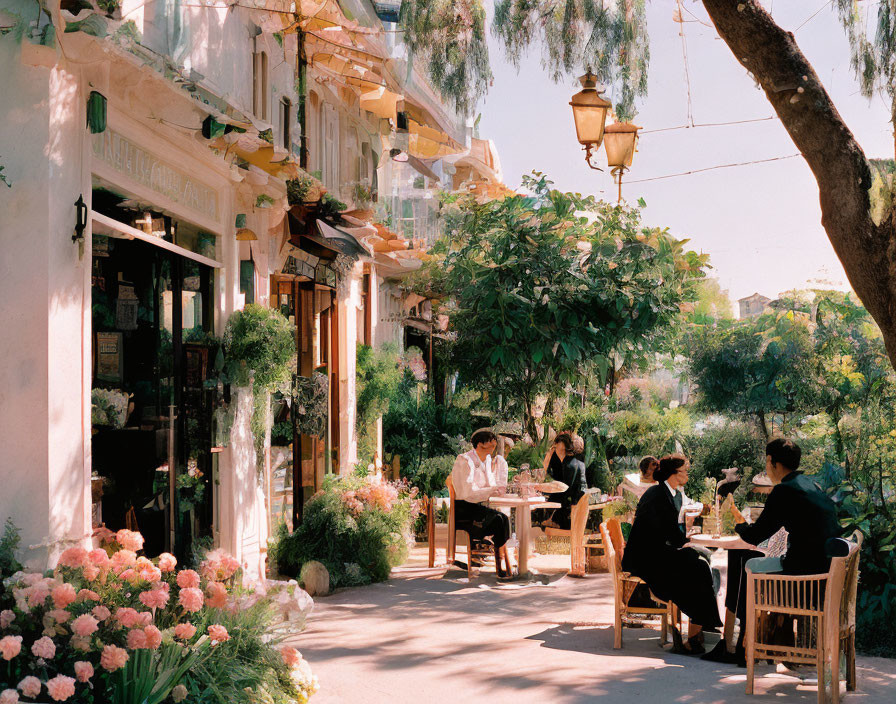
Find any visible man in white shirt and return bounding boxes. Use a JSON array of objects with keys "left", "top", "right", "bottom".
[{"left": 450, "top": 429, "right": 512, "bottom": 577}]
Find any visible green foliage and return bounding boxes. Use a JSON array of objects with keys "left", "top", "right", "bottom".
[
  {"left": 0, "top": 518, "right": 22, "bottom": 579},
  {"left": 286, "top": 174, "right": 315, "bottom": 205},
  {"left": 433, "top": 173, "right": 706, "bottom": 437},
  {"left": 404, "top": 454, "right": 456, "bottom": 497},
  {"left": 110, "top": 642, "right": 207, "bottom": 704},
  {"left": 682, "top": 421, "right": 763, "bottom": 498},
  {"left": 493, "top": 0, "right": 649, "bottom": 120},
  {"left": 318, "top": 193, "right": 347, "bottom": 221},
  {"left": 223, "top": 304, "right": 296, "bottom": 391},
  {"left": 182, "top": 599, "right": 307, "bottom": 704},
  {"left": 687, "top": 313, "right": 821, "bottom": 437},
  {"left": 610, "top": 406, "right": 692, "bottom": 458},
  {"left": 273, "top": 476, "right": 419, "bottom": 588},
  {"left": 356, "top": 344, "right": 404, "bottom": 465},
  {"left": 399, "top": 0, "right": 491, "bottom": 115},
  {"left": 383, "top": 376, "right": 474, "bottom": 475},
  {"left": 506, "top": 442, "right": 544, "bottom": 470},
  {"left": 0, "top": 159, "right": 11, "bottom": 188}
]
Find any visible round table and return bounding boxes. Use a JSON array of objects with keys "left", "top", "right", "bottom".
[
  {"left": 488, "top": 494, "right": 556, "bottom": 576},
  {"left": 689, "top": 533, "right": 762, "bottom": 552}
]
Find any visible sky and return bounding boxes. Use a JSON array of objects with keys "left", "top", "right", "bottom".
[{"left": 477, "top": 1, "right": 893, "bottom": 307}]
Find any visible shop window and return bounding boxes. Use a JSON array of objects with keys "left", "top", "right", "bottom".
[
  {"left": 239, "top": 260, "right": 255, "bottom": 305},
  {"left": 280, "top": 97, "right": 292, "bottom": 149},
  {"left": 252, "top": 49, "right": 269, "bottom": 121}
]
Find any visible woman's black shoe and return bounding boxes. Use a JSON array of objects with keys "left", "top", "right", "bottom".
[{"left": 700, "top": 640, "right": 738, "bottom": 663}]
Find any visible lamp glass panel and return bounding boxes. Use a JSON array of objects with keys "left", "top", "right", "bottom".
[
  {"left": 571, "top": 105, "right": 608, "bottom": 145},
  {"left": 604, "top": 132, "right": 638, "bottom": 169}
]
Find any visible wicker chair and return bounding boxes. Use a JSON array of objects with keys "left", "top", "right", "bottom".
[
  {"left": 446, "top": 476, "right": 512, "bottom": 578},
  {"left": 744, "top": 532, "right": 862, "bottom": 704},
  {"left": 600, "top": 518, "right": 680, "bottom": 650},
  {"left": 544, "top": 488, "right": 604, "bottom": 576}
]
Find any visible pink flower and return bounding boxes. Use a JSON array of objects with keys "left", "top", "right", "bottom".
[
  {"left": 0, "top": 689, "right": 18, "bottom": 704},
  {"left": 200, "top": 549, "right": 240, "bottom": 582},
  {"left": 16, "top": 677, "right": 40, "bottom": 699},
  {"left": 74, "top": 661, "right": 93, "bottom": 683},
  {"left": 51, "top": 583, "right": 77, "bottom": 609},
  {"left": 157, "top": 553, "right": 177, "bottom": 572},
  {"left": 206, "top": 581, "right": 228, "bottom": 609},
  {"left": 176, "top": 570, "right": 200, "bottom": 589},
  {"left": 81, "top": 564, "right": 100, "bottom": 582},
  {"left": 136, "top": 612, "right": 153, "bottom": 627},
  {"left": 76, "top": 589, "right": 100, "bottom": 602},
  {"left": 115, "top": 608, "right": 140, "bottom": 629},
  {"left": 126, "top": 629, "right": 147, "bottom": 650},
  {"left": 139, "top": 588, "right": 169, "bottom": 610},
  {"left": 0, "top": 636, "right": 22, "bottom": 660},
  {"left": 56, "top": 547, "right": 89, "bottom": 569},
  {"left": 30, "top": 636, "right": 56, "bottom": 659},
  {"left": 173, "top": 622, "right": 196, "bottom": 641},
  {"left": 207, "top": 624, "right": 229, "bottom": 645},
  {"left": 110, "top": 550, "right": 136, "bottom": 574},
  {"left": 88, "top": 549, "right": 110, "bottom": 567},
  {"left": 115, "top": 529, "right": 144, "bottom": 552},
  {"left": 118, "top": 569, "right": 139, "bottom": 584},
  {"left": 280, "top": 645, "right": 301, "bottom": 667},
  {"left": 93, "top": 526, "right": 115, "bottom": 544},
  {"left": 138, "top": 566, "right": 162, "bottom": 583},
  {"left": 47, "top": 609, "right": 71, "bottom": 624},
  {"left": 45, "top": 675, "right": 75, "bottom": 702},
  {"left": 91, "top": 605, "right": 111, "bottom": 622},
  {"left": 71, "top": 614, "right": 99, "bottom": 638},
  {"left": 100, "top": 644, "right": 129, "bottom": 671},
  {"left": 25, "top": 584, "right": 50, "bottom": 608},
  {"left": 171, "top": 684, "right": 188, "bottom": 703},
  {"left": 179, "top": 588, "right": 203, "bottom": 613},
  {"left": 0, "top": 610, "right": 14, "bottom": 629},
  {"left": 143, "top": 626, "right": 162, "bottom": 650}
]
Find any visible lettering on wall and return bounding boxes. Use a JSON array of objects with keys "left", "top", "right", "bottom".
[{"left": 92, "top": 130, "right": 219, "bottom": 222}]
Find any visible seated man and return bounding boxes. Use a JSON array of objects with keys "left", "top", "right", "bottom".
[
  {"left": 704, "top": 438, "right": 841, "bottom": 663},
  {"left": 450, "top": 429, "right": 513, "bottom": 577},
  {"left": 621, "top": 455, "right": 659, "bottom": 500},
  {"left": 539, "top": 432, "right": 587, "bottom": 529},
  {"left": 622, "top": 454, "right": 722, "bottom": 654}
]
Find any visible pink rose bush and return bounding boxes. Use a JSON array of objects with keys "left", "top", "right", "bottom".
[{"left": 0, "top": 528, "right": 318, "bottom": 703}]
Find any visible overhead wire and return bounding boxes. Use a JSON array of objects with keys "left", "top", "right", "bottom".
[
  {"left": 625, "top": 154, "right": 801, "bottom": 184},
  {"left": 639, "top": 115, "right": 778, "bottom": 134},
  {"left": 794, "top": 0, "right": 834, "bottom": 33},
  {"left": 675, "top": 0, "right": 695, "bottom": 127}
]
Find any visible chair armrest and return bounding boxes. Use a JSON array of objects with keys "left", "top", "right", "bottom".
[{"left": 746, "top": 571, "right": 829, "bottom": 612}]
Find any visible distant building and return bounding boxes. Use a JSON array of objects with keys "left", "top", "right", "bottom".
[{"left": 738, "top": 292, "right": 772, "bottom": 319}]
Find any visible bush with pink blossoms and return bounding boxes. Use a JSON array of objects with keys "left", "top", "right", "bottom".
[{"left": 0, "top": 526, "right": 317, "bottom": 704}]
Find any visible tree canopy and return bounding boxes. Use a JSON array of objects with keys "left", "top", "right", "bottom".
[{"left": 418, "top": 173, "right": 707, "bottom": 435}]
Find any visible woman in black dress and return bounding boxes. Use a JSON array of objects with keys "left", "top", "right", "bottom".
[
  {"left": 621, "top": 454, "right": 722, "bottom": 653},
  {"left": 540, "top": 432, "right": 587, "bottom": 529}
]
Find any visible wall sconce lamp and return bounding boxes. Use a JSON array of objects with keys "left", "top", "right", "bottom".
[{"left": 73, "top": 195, "right": 87, "bottom": 243}]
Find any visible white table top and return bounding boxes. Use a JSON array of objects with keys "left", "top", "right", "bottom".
[
  {"left": 689, "top": 533, "right": 758, "bottom": 551},
  {"left": 488, "top": 495, "right": 548, "bottom": 508}
]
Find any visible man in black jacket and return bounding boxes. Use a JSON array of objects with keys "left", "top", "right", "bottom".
[
  {"left": 622, "top": 454, "right": 722, "bottom": 654},
  {"left": 703, "top": 438, "right": 841, "bottom": 664}
]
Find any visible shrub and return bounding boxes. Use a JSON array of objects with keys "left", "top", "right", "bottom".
[
  {"left": 273, "top": 476, "right": 420, "bottom": 588},
  {"left": 403, "top": 455, "right": 455, "bottom": 497},
  {"left": 355, "top": 344, "right": 403, "bottom": 465},
  {"left": 681, "top": 420, "right": 764, "bottom": 498},
  {"left": 506, "top": 442, "right": 543, "bottom": 470},
  {"left": 223, "top": 304, "right": 296, "bottom": 391}
]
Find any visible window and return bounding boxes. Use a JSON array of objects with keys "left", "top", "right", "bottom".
[
  {"left": 321, "top": 104, "right": 339, "bottom": 192},
  {"left": 252, "top": 49, "right": 269, "bottom": 121},
  {"left": 280, "top": 97, "right": 292, "bottom": 149}
]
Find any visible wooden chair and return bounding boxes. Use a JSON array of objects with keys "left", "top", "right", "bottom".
[
  {"left": 601, "top": 518, "right": 680, "bottom": 650},
  {"left": 744, "top": 533, "right": 862, "bottom": 704},
  {"left": 446, "top": 476, "right": 512, "bottom": 578},
  {"left": 544, "top": 488, "right": 605, "bottom": 576}
]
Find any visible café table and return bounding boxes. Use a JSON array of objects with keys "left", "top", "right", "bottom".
[{"left": 488, "top": 493, "right": 561, "bottom": 576}]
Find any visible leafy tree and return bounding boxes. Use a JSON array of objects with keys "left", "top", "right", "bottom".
[
  {"left": 428, "top": 172, "right": 706, "bottom": 437},
  {"left": 687, "top": 313, "right": 821, "bottom": 439},
  {"left": 355, "top": 344, "right": 404, "bottom": 466}
]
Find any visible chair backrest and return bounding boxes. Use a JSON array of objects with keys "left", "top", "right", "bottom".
[
  {"left": 570, "top": 491, "right": 592, "bottom": 537},
  {"left": 825, "top": 536, "right": 861, "bottom": 642},
  {"left": 605, "top": 517, "right": 626, "bottom": 560},
  {"left": 446, "top": 475, "right": 456, "bottom": 537},
  {"left": 600, "top": 522, "right": 624, "bottom": 603}
]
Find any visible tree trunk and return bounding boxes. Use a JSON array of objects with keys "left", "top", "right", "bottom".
[
  {"left": 755, "top": 410, "right": 769, "bottom": 441},
  {"left": 702, "top": 1, "right": 896, "bottom": 368}
]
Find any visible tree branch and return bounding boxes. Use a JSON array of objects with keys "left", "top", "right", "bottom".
[{"left": 702, "top": 0, "right": 896, "bottom": 364}]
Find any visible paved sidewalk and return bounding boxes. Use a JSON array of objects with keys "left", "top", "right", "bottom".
[{"left": 292, "top": 547, "right": 896, "bottom": 704}]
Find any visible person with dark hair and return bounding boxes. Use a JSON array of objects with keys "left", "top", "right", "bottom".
[
  {"left": 450, "top": 428, "right": 513, "bottom": 577},
  {"left": 540, "top": 432, "right": 587, "bottom": 529},
  {"left": 702, "top": 438, "right": 841, "bottom": 664},
  {"left": 622, "top": 454, "right": 722, "bottom": 654},
  {"left": 621, "top": 455, "right": 659, "bottom": 500}
]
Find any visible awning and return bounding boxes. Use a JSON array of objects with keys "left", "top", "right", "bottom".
[
  {"left": 316, "top": 220, "right": 371, "bottom": 258},
  {"left": 91, "top": 212, "right": 223, "bottom": 269},
  {"left": 405, "top": 154, "right": 439, "bottom": 180}
]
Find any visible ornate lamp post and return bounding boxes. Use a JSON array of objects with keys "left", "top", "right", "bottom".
[
  {"left": 569, "top": 70, "right": 611, "bottom": 170},
  {"left": 603, "top": 121, "right": 641, "bottom": 203}
]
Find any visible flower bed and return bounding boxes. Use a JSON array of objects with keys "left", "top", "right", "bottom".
[
  {"left": 272, "top": 476, "right": 421, "bottom": 589},
  {"left": 0, "top": 529, "right": 317, "bottom": 703}
]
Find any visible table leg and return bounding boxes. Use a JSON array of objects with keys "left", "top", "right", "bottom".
[{"left": 517, "top": 504, "right": 531, "bottom": 575}]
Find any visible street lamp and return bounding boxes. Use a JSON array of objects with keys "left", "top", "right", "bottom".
[
  {"left": 603, "top": 121, "right": 641, "bottom": 203},
  {"left": 569, "top": 70, "right": 611, "bottom": 171}
]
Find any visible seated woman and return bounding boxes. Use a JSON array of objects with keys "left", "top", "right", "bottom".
[
  {"left": 621, "top": 454, "right": 722, "bottom": 654},
  {"left": 621, "top": 455, "right": 659, "bottom": 500},
  {"left": 540, "top": 432, "right": 587, "bottom": 529},
  {"left": 450, "top": 429, "right": 513, "bottom": 577}
]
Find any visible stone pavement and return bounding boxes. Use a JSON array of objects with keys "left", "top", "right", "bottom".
[{"left": 292, "top": 546, "right": 896, "bottom": 704}]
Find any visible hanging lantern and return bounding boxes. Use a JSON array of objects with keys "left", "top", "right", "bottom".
[
  {"left": 604, "top": 122, "right": 641, "bottom": 170},
  {"left": 569, "top": 71, "right": 611, "bottom": 171},
  {"left": 86, "top": 91, "right": 107, "bottom": 134}
]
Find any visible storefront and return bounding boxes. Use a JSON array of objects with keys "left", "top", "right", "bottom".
[{"left": 87, "top": 112, "right": 233, "bottom": 561}]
